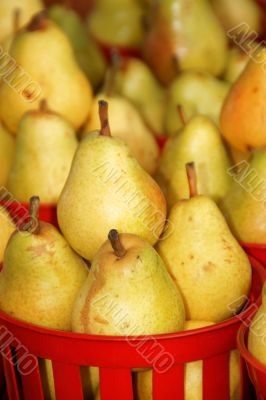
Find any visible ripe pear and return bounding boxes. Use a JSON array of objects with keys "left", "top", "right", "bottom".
[
  {"left": 72, "top": 229, "right": 185, "bottom": 335},
  {"left": 143, "top": 0, "right": 228, "bottom": 85},
  {"left": 136, "top": 320, "right": 240, "bottom": 400},
  {"left": 0, "top": 0, "right": 44, "bottom": 42},
  {"left": 157, "top": 163, "right": 251, "bottom": 322},
  {"left": 211, "top": 0, "right": 263, "bottom": 35},
  {"left": 0, "top": 11, "right": 93, "bottom": 134},
  {"left": 165, "top": 71, "right": 230, "bottom": 136},
  {"left": 114, "top": 57, "right": 166, "bottom": 135},
  {"left": 48, "top": 4, "right": 106, "bottom": 90},
  {"left": 84, "top": 94, "right": 159, "bottom": 175},
  {"left": 156, "top": 115, "right": 232, "bottom": 208},
  {"left": 224, "top": 47, "right": 251, "bottom": 84},
  {"left": 0, "top": 207, "right": 15, "bottom": 264},
  {"left": 87, "top": 0, "right": 145, "bottom": 49},
  {"left": 7, "top": 100, "right": 78, "bottom": 203},
  {"left": 248, "top": 282, "right": 266, "bottom": 365},
  {"left": 220, "top": 47, "right": 266, "bottom": 151},
  {"left": 221, "top": 150, "right": 266, "bottom": 244},
  {"left": 0, "top": 123, "right": 15, "bottom": 187},
  {"left": 58, "top": 101, "right": 167, "bottom": 261}
]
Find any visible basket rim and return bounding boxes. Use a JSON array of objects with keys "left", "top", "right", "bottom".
[{"left": 240, "top": 241, "right": 266, "bottom": 249}]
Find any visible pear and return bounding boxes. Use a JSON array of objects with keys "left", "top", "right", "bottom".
[
  {"left": 157, "top": 163, "right": 251, "bottom": 322},
  {"left": 221, "top": 150, "right": 266, "bottom": 244},
  {"left": 248, "top": 282, "right": 266, "bottom": 365},
  {"left": 72, "top": 229, "right": 185, "bottom": 335},
  {"left": 143, "top": 0, "right": 228, "bottom": 85},
  {"left": 0, "top": 11, "right": 93, "bottom": 134},
  {"left": 87, "top": 0, "right": 145, "bottom": 50},
  {"left": 48, "top": 4, "right": 106, "bottom": 90},
  {"left": 136, "top": 320, "right": 241, "bottom": 400},
  {"left": 84, "top": 93, "right": 160, "bottom": 175},
  {"left": 220, "top": 47, "right": 266, "bottom": 151},
  {"left": 0, "top": 0, "right": 44, "bottom": 42},
  {"left": 0, "top": 123, "right": 15, "bottom": 187},
  {"left": 114, "top": 56, "right": 166, "bottom": 136},
  {"left": 7, "top": 100, "right": 78, "bottom": 203},
  {"left": 224, "top": 47, "right": 251, "bottom": 84},
  {"left": 58, "top": 101, "right": 167, "bottom": 261},
  {"left": 0, "top": 206, "right": 15, "bottom": 264},
  {"left": 156, "top": 115, "right": 232, "bottom": 208},
  {"left": 211, "top": 0, "right": 263, "bottom": 35},
  {"left": 165, "top": 71, "right": 230, "bottom": 136}
]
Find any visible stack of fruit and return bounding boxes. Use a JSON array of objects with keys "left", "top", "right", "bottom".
[{"left": 0, "top": 0, "right": 266, "bottom": 398}]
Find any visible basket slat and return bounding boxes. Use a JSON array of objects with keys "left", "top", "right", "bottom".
[
  {"left": 99, "top": 367, "right": 133, "bottom": 400},
  {"left": 2, "top": 347, "right": 20, "bottom": 400},
  {"left": 52, "top": 362, "right": 83, "bottom": 400},
  {"left": 17, "top": 349, "right": 44, "bottom": 400},
  {"left": 203, "top": 352, "right": 230, "bottom": 399},
  {"left": 153, "top": 363, "right": 184, "bottom": 399}
]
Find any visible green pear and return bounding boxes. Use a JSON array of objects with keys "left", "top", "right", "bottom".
[
  {"left": 7, "top": 100, "right": 78, "bottom": 203},
  {"left": 143, "top": 0, "right": 228, "bottom": 85},
  {"left": 136, "top": 320, "right": 241, "bottom": 400},
  {"left": 72, "top": 229, "right": 185, "bottom": 335},
  {"left": 0, "top": 206, "right": 15, "bottom": 264},
  {"left": 114, "top": 57, "right": 166, "bottom": 136},
  {"left": 248, "top": 282, "right": 266, "bottom": 365},
  {"left": 48, "top": 4, "right": 106, "bottom": 90},
  {"left": 224, "top": 47, "right": 251, "bottom": 84},
  {"left": 156, "top": 115, "right": 232, "bottom": 208},
  {"left": 165, "top": 71, "right": 230, "bottom": 136},
  {"left": 87, "top": 0, "right": 145, "bottom": 49},
  {"left": 0, "top": 11, "right": 93, "bottom": 134},
  {"left": 58, "top": 101, "right": 167, "bottom": 261},
  {"left": 0, "top": 0, "right": 44, "bottom": 42},
  {"left": 221, "top": 150, "right": 266, "bottom": 243},
  {"left": 157, "top": 163, "right": 251, "bottom": 322},
  {"left": 84, "top": 93, "right": 160, "bottom": 175},
  {"left": 0, "top": 123, "right": 15, "bottom": 187}
]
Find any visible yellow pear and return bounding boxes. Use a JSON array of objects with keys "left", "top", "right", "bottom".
[
  {"left": 0, "top": 206, "right": 15, "bottom": 264},
  {"left": 224, "top": 47, "right": 251, "bottom": 84},
  {"left": 72, "top": 229, "right": 185, "bottom": 335},
  {"left": 84, "top": 94, "right": 159, "bottom": 175},
  {"left": 156, "top": 115, "right": 232, "bottom": 208},
  {"left": 136, "top": 320, "right": 240, "bottom": 400},
  {"left": 0, "top": 0, "right": 44, "bottom": 42},
  {"left": 157, "top": 163, "right": 251, "bottom": 322},
  {"left": 0, "top": 11, "right": 93, "bottom": 134},
  {"left": 248, "top": 282, "right": 266, "bottom": 365},
  {"left": 0, "top": 123, "right": 15, "bottom": 187},
  {"left": 7, "top": 100, "right": 78, "bottom": 203},
  {"left": 58, "top": 101, "right": 167, "bottom": 261}
]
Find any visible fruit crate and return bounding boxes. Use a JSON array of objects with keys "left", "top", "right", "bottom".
[
  {"left": 237, "top": 322, "right": 266, "bottom": 399},
  {"left": 0, "top": 256, "right": 264, "bottom": 400},
  {"left": 241, "top": 243, "right": 266, "bottom": 268}
]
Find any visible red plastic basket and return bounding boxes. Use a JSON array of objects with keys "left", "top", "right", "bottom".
[
  {"left": 0, "top": 256, "right": 264, "bottom": 400},
  {"left": 241, "top": 242, "right": 266, "bottom": 268},
  {"left": 237, "top": 321, "right": 266, "bottom": 399}
]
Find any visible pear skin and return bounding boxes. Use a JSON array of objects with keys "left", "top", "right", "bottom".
[
  {"left": 72, "top": 230, "right": 185, "bottom": 335},
  {"left": 0, "top": 12, "right": 93, "bottom": 134},
  {"left": 136, "top": 321, "right": 241, "bottom": 400},
  {"left": 0, "top": 123, "right": 15, "bottom": 187},
  {"left": 0, "top": 207, "right": 15, "bottom": 264},
  {"left": 224, "top": 47, "right": 251, "bottom": 84},
  {"left": 7, "top": 101, "right": 78, "bottom": 203}
]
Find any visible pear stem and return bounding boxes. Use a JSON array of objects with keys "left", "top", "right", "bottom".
[
  {"left": 186, "top": 162, "right": 198, "bottom": 198},
  {"left": 108, "top": 229, "right": 126, "bottom": 258},
  {"left": 21, "top": 196, "right": 40, "bottom": 234},
  {"left": 177, "top": 105, "right": 187, "bottom": 126},
  {"left": 104, "top": 48, "right": 121, "bottom": 97},
  {"left": 13, "top": 8, "right": 20, "bottom": 34},
  {"left": 39, "top": 99, "right": 47, "bottom": 112},
  {"left": 99, "top": 100, "right": 111, "bottom": 137}
]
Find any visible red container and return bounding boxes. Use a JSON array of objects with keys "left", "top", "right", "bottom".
[
  {"left": 0, "top": 256, "right": 264, "bottom": 400},
  {"left": 241, "top": 242, "right": 266, "bottom": 268},
  {"left": 237, "top": 322, "right": 266, "bottom": 399}
]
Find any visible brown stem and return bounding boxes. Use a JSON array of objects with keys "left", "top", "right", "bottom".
[
  {"left": 39, "top": 99, "right": 47, "bottom": 112},
  {"left": 185, "top": 162, "right": 198, "bottom": 198},
  {"left": 103, "top": 48, "right": 121, "bottom": 97},
  {"left": 22, "top": 196, "right": 40, "bottom": 234},
  {"left": 13, "top": 8, "right": 21, "bottom": 34},
  {"left": 108, "top": 229, "right": 126, "bottom": 258},
  {"left": 172, "top": 55, "right": 180, "bottom": 74},
  {"left": 177, "top": 105, "right": 186, "bottom": 126},
  {"left": 27, "top": 10, "right": 48, "bottom": 31},
  {"left": 98, "top": 100, "right": 111, "bottom": 137}
]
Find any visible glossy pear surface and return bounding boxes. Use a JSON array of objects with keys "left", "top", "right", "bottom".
[
  {"left": 224, "top": 47, "right": 251, "bottom": 83},
  {"left": 0, "top": 17, "right": 93, "bottom": 134},
  {"left": 85, "top": 94, "right": 159, "bottom": 175},
  {"left": 157, "top": 196, "right": 251, "bottom": 322},
  {"left": 157, "top": 116, "right": 232, "bottom": 207},
  {"left": 143, "top": 0, "right": 228, "bottom": 84},
  {"left": 0, "top": 123, "right": 15, "bottom": 187},
  {"left": 7, "top": 108, "right": 78, "bottom": 203},
  {"left": 57, "top": 133, "right": 167, "bottom": 260},
  {"left": 0, "top": 207, "right": 15, "bottom": 264},
  {"left": 72, "top": 233, "right": 185, "bottom": 335}
]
